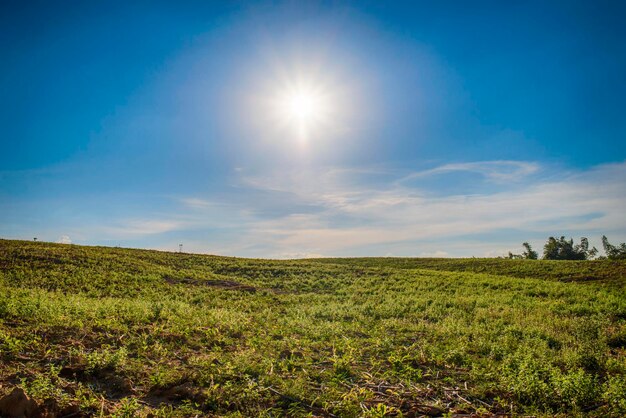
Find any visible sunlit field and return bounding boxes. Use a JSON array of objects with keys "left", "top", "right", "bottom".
[{"left": 0, "top": 239, "right": 625, "bottom": 417}]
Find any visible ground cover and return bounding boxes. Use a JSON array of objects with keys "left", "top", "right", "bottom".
[{"left": 0, "top": 239, "right": 625, "bottom": 417}]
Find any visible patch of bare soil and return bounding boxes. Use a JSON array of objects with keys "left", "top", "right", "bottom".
[
  {"left": 0, "top": 388, "right": 81, "bottom": 418},
  {"left": 59, "top": 365, "right": 135, "bottom": 401},
  {"left": 144, "top": 381, "right": 205, "bottom": 407}
]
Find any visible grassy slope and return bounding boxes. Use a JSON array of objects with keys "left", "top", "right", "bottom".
[
  {"left": 0, "top": 239, "right": 625, "bottom": 417},
  {"left": 311, "top": 257, "right": 626, "bottom": 283}
]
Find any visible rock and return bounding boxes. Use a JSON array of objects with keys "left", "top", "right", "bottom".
[{"left": 0, "top": 388, "right": 39, "bottom": 418}]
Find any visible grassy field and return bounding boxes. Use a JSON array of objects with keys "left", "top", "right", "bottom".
[{"left": 0, "top": 239, "right": 625, "bottom": 417}]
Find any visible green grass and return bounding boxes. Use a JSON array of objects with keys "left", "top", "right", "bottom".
[{"left": 0, "top": 239, "right": 625, "bottom": 417}]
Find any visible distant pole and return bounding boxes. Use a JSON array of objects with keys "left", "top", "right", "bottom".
[{"left": 179, "top": 244, "right": 183, "bottom": 253}]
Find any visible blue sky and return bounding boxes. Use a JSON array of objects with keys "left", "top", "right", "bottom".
[{"left": 1, "top": 1, "right": 625, "bottom": 257}]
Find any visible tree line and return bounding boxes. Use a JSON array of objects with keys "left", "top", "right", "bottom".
[{"left": 507, "top": 235, "right": 626, "bottom": 260}]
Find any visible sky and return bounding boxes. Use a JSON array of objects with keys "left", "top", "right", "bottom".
[{"left": 1, "top": 0, "right": 625, "bottom": 258}]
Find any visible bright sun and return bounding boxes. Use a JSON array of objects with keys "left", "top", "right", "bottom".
[
  {"left": 284, "top": 89, "right": 322, "bottom": 123},
  {"left": 247, "top": 48, "right": 359, "bottom": 146},
  {"left": 272, "top": 83, "right": 330, "bottom": 141}
]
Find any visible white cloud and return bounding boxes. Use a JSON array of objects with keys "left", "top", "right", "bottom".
[
  {"left": 213, "top": 160, "right": 626, "bottom": 257},
  {"left": 56, "top": 235, "right": 72, "bottom": 244},
  {"left": 279, "top": 252, "right": 325, "bottom": 259},
  {"left": 25, "top": 160, "right": 624, "bottom": 258},
  {"left": 483, "top": 249, "right": 510, "bottom": 258},
  {"left": 180, "top": 197, "right": 214, "bottom": 209},
  {"left": 419, "top": 250, "right": 449, "bottom": 258},
  {"left": 95, "top": 219, "right": 186, "bottom": 238},
  {"left": 398, "top": 160, "right": 540, "bottom": 183}
]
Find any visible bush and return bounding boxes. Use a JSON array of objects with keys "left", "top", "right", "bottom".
[
  {"left": 507, "top": 242, "right": 538, "bottom": 259},
  {"left": 602, "top": 236, "right": 626, "bottom": 260},
  {"left": 543, "top": 237, "right": 597, "bottom": 260}
]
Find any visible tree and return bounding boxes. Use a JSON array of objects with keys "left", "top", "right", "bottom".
[
  {"left": 521, "top": 242, "right": 538, "bottom": 259},
  {"left": 542, "top": 236, "right": 597, "bottom": 260},
  {"left": 507, "top": 242, "right": 538, "bottom": 259},
  {"left": 602, "top": 235, "right": 626, "bottom": 260}
]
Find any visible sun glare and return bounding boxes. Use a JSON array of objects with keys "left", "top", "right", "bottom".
[
  {"left": 272, "top": 83, "right": 331, "bottom": 141},
  {"left": 250, "top": 55, "right": 358, "bottom": 145},
  {"left": 284, "top": 89, "right": 322, "bottom": 123}
]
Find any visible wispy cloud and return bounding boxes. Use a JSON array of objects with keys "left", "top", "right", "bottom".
[
  {"left": 398, "top": 160, "right": 540, "bottom": 183},
  {"left": 202, "top": 160, "right": 626, "bottom": 257},
  {"left": 419, "top": 250, "right": 449, "bottom": 258},
  {"left": 100, "top": 160, "right": 626, "bottom": 257},
  {"left": 180, "top": 197, "right": 215, "bottom": 209},
  {"left": 95, "top": 219, "right": 187, "bottom": 238},
  {"left": 6, "top": 160, "right": 623, "bottom": 258}
]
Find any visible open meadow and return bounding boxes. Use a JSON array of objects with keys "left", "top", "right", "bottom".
[{"left": 0, "top": 239, "right": 625, "bottom": 417}]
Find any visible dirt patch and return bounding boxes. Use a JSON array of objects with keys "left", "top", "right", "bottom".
[
  {"left": 559, "top": 275, "right": 604, "bottom": 283},
  {"left": 59, "top": 365, "right": 135, "bottom": 401},
  {"left": 0, "top": 388, "right": 39, "bottom": 417},
  {"left": 0, "top": 387, "right": 81, "bottom": 418},
  {"left": 143, "top": 380, "right": 205, "bottom": 408},
  {"left": 163, "top": 275, "right": 257, "bottom": 292}
]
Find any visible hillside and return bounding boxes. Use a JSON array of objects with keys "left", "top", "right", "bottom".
[{"left": 0, "top": 239, "right": 625, "bottom": 417}]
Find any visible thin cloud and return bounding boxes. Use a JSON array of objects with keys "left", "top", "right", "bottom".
[
  {"left": 399, "top": 160, "right": 540, "bottom": 183},
  {"left": 180, "top": 197, "right": 214, "bottom": 209},
  {"left": 420, "top": 250, "right": 449, "bottom": 258},
  {"left": 56, "top": 235, "right": 72, "bottom": 244},
  {"left": 96, "top": 219, "right": 187, "bottom": 238},
  {"left": 221, "top": 160, "right": 626, "bottom": 257},
  {"left": 26, "top": 160, "right": 624, "bottom": 258}
]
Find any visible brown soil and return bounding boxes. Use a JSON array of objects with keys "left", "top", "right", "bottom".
[{"left": 0, "top": 388, "right": 81, "bottom": 418}]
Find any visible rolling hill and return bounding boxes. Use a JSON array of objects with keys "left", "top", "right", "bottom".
[{"left": 0, "top": 239, "right": 625, "bottom": 417}]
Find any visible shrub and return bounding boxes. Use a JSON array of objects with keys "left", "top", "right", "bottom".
[
  {"left": 602, "top": 236, "right": 626, "bottom": 260},
  {"left": 543, "top": 236, "right": 597, "bottom": 260}
]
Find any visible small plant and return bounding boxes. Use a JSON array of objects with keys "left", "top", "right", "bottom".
[
  {"left": 20, "top": 373, "right": 67, "bottom": 403},
  {"left": 111, "top": 397, "right": 140, "bottom": 418},
  {"left": 363, "top": 403, "right": 398, "bottom": 417},
  {"left": 603, "top": 375, "right": 626, "bottom": 414},
  {"left": 85, "top": 346, "right": 128, "bottom": 373},
  {"left": 0, "top": 331, "right": 25, "bottom": 356}
]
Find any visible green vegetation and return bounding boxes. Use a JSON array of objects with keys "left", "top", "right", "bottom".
[
  {"left": 508, "top": 236, "right": 626, "bottom": 261},
  {"left": 507, "top": 242, "right": 538, "bottom": 260},
  {"left": 543, "top": 237, "right": 598, "bottom": 261},
  {"left": 510, "top": 237, "right": 604, "bottom": 261},
  {"left": 602, "top": 236, "right": 626, "bottom": 260},
  {"left": 0, "top": 239, "right": 625, "bottom": 417}
]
